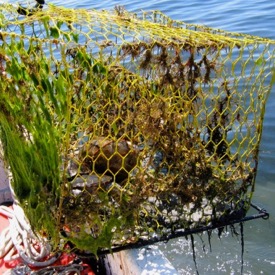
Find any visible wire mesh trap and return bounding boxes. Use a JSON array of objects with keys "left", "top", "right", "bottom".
[{"left": 0, "top": 2, "right": 273, "bottom": 256}]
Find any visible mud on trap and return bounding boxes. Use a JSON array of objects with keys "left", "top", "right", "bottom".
[{"left": 0, "top": 3, "right": 273, "bottom": 255}]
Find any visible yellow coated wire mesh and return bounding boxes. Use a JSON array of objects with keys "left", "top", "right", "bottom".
[{"left": 0, "top": 3, "right": 274, "bottom": 254}]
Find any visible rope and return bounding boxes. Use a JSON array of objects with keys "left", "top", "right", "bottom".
[
  {"left": 0, "top": 202, "right": 92, "bottom": 274},
  {"left": 6, "top": 262, "right": 84, "bottom": 275},
  {"left": 0, "top": 181, "right": 59, "bottom": 268},
  {"left": 0, "top": 179, "right": 89, "bottom": 274},
  {"left": 0, "top": 204, "right": 59, "bottom": 267}
]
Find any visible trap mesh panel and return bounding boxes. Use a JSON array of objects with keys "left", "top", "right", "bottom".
[{"left": 0, "top": 4, "right": 274, "bottom": 254}]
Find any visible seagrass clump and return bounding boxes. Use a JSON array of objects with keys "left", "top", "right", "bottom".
[{"left": 0, "top": 3, "right": 274, "bottom": 254}]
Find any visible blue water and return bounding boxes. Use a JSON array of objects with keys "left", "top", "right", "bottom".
[{"left": 8, "top": 0, "right": 275, "bottom": 274}]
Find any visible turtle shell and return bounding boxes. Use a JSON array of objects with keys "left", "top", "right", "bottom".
[{"left": 80, "top": 137, "right": 138, "bottom": 183}]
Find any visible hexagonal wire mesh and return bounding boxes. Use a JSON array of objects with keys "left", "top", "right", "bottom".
[{"left": 0, "top": 3, "right": 274, "bottom": 254}]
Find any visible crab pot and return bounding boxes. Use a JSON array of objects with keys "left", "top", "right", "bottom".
[{"left": 0, "top": 4, "right": 274, "bottom": 254}]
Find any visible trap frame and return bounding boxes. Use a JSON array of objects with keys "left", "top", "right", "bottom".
[{"left": 0, "top": 3, "right": 273, "bottom": 255}]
